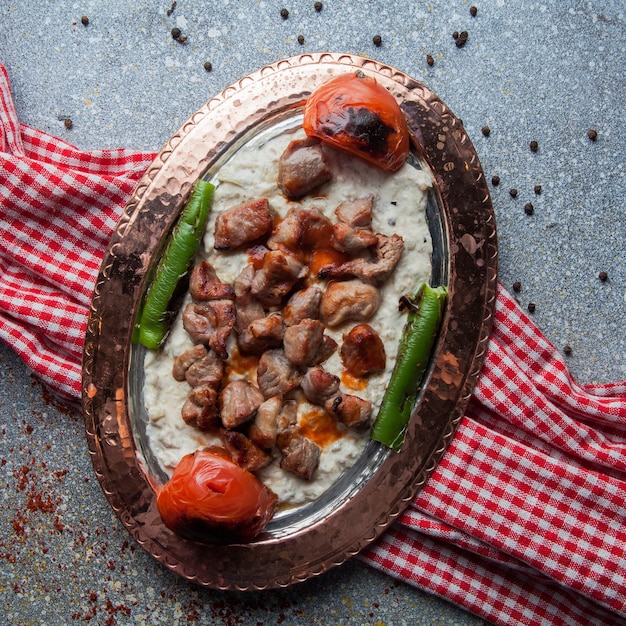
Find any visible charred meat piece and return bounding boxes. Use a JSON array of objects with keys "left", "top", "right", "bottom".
[
  {"left": 266, "top": 208, "right": 301, "bottom": 252},
  {"left": 276, "top": 400, "right": 298, "bottom": 448},
  {"left": 220, "top": 430, "right": 272, "bottom": 472},
  {"left": 282, "top": 286, "right": 323, "bottom": 326},
  {"left": 184, "top": 348, "right": 225, "bottom": 388},
  {"left": 340, "top": 323, "right": 386, "bottom": 377},
  {"left": 279, "top": 429, "right": 321, "bottom": 480},
  {"left": 320, "top": 279, "right": 381, "bottom": 328},
  {"left": 218, "top": 380, "right": 264, "bottom": 429},
  {"left": 277, "top": 137, "right": 332, "bottom": 200},
  {"left": 181, "top": 384, "right": 219, "bottom": 430},
  {"left": 233, "top": 264, "right": 265, "bottom": 333},
  {"left": 189, "top": 260, "right": 236, "bottom": 301},
  {"left": 319, "top": 233, "right": 404, "bottom": 284},
  {"left": 237, "top": 312, "right": 285, "bottom": 355},
  {"left": 283, "top": 318, "right": 325, "bottom": 367},
  {"left": 296, "top": 207, "right": 334, "bottom": 249},
  {"left": 331, "top": 222, "right": 378, "bottom": 252},
  {"left": 182, "top": 300, "right": 236, "bottom": 360},
  {"left": 301, "top": 367, "right": 340, "bottom": 406},
  {"left": 172, "top": 344, "right": 208, "bottom": 382},
  {"left": 334, "top": 195, "right": 374, "bottom": 228},
  {"left": 213, "top": 198, "right": 273, "bottom": 250},
  {"left": 308, "top": 334, "right": 339, "bottom": 366},
  {"left": 248, "top": 396, "right": 282, "bottom": 449},
  {"left": 251, "top": 250, "right": 308, "bottom": 307},
  {"left": 325, "top": 393, "right": 372, "bottom": 431},
  {"left": 257, "top": 349, "right": 302, "bottom": 399}
]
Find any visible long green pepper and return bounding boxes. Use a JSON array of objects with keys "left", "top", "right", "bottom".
[
  {"left": 138, "top": 180, "right": 215, "bottom": 350},
  {"left": 371, "top": 282, "right": 447, "bottom": 451}
]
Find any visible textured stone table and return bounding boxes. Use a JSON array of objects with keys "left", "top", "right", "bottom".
[{"left": 1, "top": 1, "right": 624, "bottom": 624}]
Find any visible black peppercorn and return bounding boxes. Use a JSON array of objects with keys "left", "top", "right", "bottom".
[
  {"left": 81, "top": 15, "right": 89, "bottom": 26},
  {"left": 509, "top": 188, "right": 518, "bottom": 198},
  {"left": 297, "top": 34, "right": 305, "bottom": 44},
  {"left": 528, "top": 302, "right": 536, "bottom": 313},
  {"left": 587, "top": 129, "right": 598, "bottom": 141},
  {"left": 481, "top": 125, "right": 491, "bottom": 137},
  {"left": 280, "top": 8, "right": 289, "bottom": 19},
  {"left": 426, "top": 54, "right": 434, "bottom": 66},
  {"left": 563, "top": 345, "right": 572, "bottom": 356},
  {"left": 373, "top": 34, "right": 382, "bottom": 46},
  {"left": 64, "top": 119, "right": 73, "bottom": 130},
  {"left": 314, "top": 1, "right": 323, "bottom": 11},
  {"left": 470, "top": 6, "right": 478, "bottom": 16},
  {"left": 171, "top": 27, "right": 181, "bottom": 39},
  {"left": 452, "top": 31, "right": 459, "bottom": 40},
  {"left": 203, "top": 61, "right": 212, "bottom": 72},
  {"left": 512, "top": 281, "right": 521, "bottom": 293},
  {"left": 530, "top": 140, "right": 539, "bottom": 152},
  {"left": 491, "top": 175, "right": 500, "bottom": 186},
  {"left": 456, "top": 31, "right": 468, "bottom": 47},
  {"left": 524, "top": 202, "right": 534, "bottom": 215},
  {"left": 534, "top": 184, "right": 542, "bottom": 194},
  {"left": 598, "top": 271, "right": 608, "bottom": 282}
]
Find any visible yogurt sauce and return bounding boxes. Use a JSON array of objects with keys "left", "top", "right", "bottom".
[{"left": 143, "top": 125, "right": 433, "bottom": 507}]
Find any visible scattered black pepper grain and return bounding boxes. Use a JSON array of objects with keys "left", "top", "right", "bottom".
[
  {"left": 426, "top": 54, "right": 434, "bottom": 66},
  {"left": 563, "top": 345, "right": 572, "bottom": 356},
  {"left": 203, "top": 61, "right": 212, "bottom": 72},
  {"left": 512, "top": 281, "right": 521, "bottom": 293},
  {"left": 530, "top": 140, "right": 539, "bottom": 152},
  {"left": 167, "top": 1, "right": 177, "bottom": 16},
  {"left": 314, "top": 1, "right": 323, "bottom": 11},
  {"left": 456, "top": 31, "right": 468, "bottom": 47},
  {"left": 452, "top": 31, "right": 459, "bottom": 40},
  {"left": 587, "top": 129, "right": 598, "bottom": 141},
  {"left": 373, "top": 34, "right": 382, "bottom": 46},
  {"left": 81, "top": 16, "right": 89, "bottom": 26},
  {"left": 528, "top": 302, "right": 536, "bottom": 313},
  {"left": 491, "top": 175, "right": 500, "bottom": 186},
  {"left": 297, "top": 34, "right": 305, "bottom": 44},
  {"left": 509, "top": 188, "right": 518, "bottom": 198},
  {"left": 470, "top": 6, "right": 478, "bottom": 16},
  {"left": 171, "top": 27, "right": 181, "bottom": 39},
  {"left": 64, "top": 119, "right": 73, "bottom": 130},
  {"left": 481, "top": 125, "right": 491, "bottom": 137},
  {"left": 524, "top": 202, "right": 534, "bottom": 215},
  {"left": 280, "top": 8, "right": 289, "bottom": 19},
  {"left": 534, "top": 184, "right": 542, "bottom": 194},
  {"left": 598, "top": 271, "right": 608, "bottom": 282}
]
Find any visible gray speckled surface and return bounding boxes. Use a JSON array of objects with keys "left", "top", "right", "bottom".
[{"left": 0, "top": 1, "right": 624, "bottom": 624}]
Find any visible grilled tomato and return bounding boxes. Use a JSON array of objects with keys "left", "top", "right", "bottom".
[
  {"left": 303, "top": 72, "right": 410, "bottom": 172},
  {"left": 156, "top": 450, "right": 278, "bottom": 543}
]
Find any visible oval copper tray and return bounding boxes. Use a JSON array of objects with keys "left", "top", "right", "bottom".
[{"left": 82, "top": 53, "right": 497, "bottom": 590}]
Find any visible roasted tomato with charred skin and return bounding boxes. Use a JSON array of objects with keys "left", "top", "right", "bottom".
[
  {"left": 156, "top": 450, "right": 278, "bottom": 543},
  {"left": 303, "top": 72, "right": 410, "bottom": 172}
]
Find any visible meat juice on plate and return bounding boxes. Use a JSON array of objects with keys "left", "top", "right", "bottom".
[{"left": 143, "top": 123, "right": 433, "bottom": 509}]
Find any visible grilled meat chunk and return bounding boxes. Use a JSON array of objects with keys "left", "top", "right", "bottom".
[
  {"left": 248, "top": 396, "right": 283, "bottom": 449},
  {"left": 331, "top": 222, "right": 378, "bottom": 252},
  {"left": 189, "top": 260, "right": 235, "bottom": 301},
  {"left": 300, "top": 367, "right": 340, "bottom": 406},
  {"left": 233, "top": 264, "right": 265, "bottom": 333},
  {"left": 340, "top": 323, "right": 386, "bottom": 377},
  {"left": 251, "top": 250, "right": 308, "bottom": 307},
  {"left": 220, "top": 430, "right": 272, "bottom": 472},
  {"left": 334, "top": 195, "right": 374, "bottom": 228},
  {"left": 277, "top": 137, "right": 331, "bottom": 200},
  {"left": 279, "top": 430, "right": 321, "bottom": 481},
  {"left": 218, "top": 380, "right": 264, "bottom": 429},
  {"left": 181, "top": 384, "right": 219, "bottom": 430},
  {"left": 325, "top": 393, "right": 372, "bottom": 431},
  {"left": 308, "top": 335, "right": 339, "bottom": 366},
  {"left": 282, "top": 286, "right": 323, "bottom": 326},
  {"left": 283, "top": 318, "right": 325, "bottom": 367},
  {"left": 237, "top": 312, "right": 285, "bottom": 355},
  {"left": 213, "top": 198, "right": 273, "bottom": 250},
  {"left": 184, "top": 348, "right": 225, "bottom": 388},
  {"left": 172, "top": 344, "right": 208, "bottom": 382},
  {"left": 256, "top": 349, "right": 302, "bottom": 399},
  {"left": 182, "top": 300, "right": 236, "bottom": 360},
  {"left": 320, "top": 279, "right": 381, "bottom": 328}
]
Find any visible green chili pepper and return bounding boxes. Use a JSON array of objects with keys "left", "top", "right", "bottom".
[
  {"left": 371, "top": 282, "right": 447, "bottom": 451},
  {"left": 137, "top": 180, "right": 215, "bottom": 350}
]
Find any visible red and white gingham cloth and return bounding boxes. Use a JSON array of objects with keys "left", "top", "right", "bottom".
[{"left": 1, "top": 62, "right": 625, "bottom": 625}]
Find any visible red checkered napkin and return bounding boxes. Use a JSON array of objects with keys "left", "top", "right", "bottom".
[{"left": 2, "top": 62, "right": 625, "bottom": 625}]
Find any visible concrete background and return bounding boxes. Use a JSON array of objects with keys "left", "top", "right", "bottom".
[{"left": 1, "top": 1, "right": 624, "bottom": 624}]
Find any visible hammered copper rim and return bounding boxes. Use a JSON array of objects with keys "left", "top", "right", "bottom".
[{"left": 82, "top": 53, "right": 498, "bottom": 591}]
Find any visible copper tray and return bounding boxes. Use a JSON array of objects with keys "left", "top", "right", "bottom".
[{"left": 82, "top": 53, "right": 497, "bottom": 590}]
